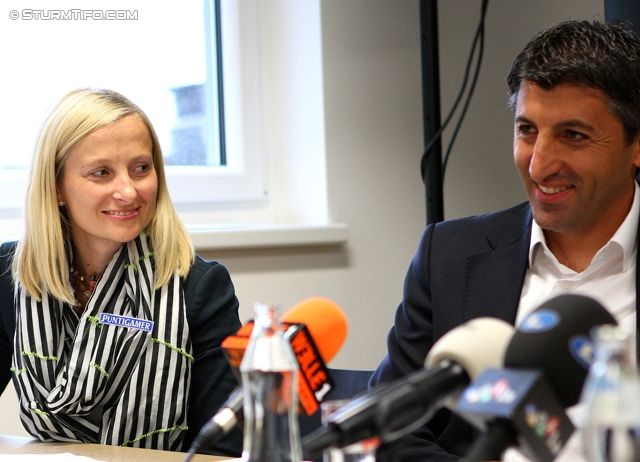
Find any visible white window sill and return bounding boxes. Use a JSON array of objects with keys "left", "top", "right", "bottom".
[
  {"left": 0, "top": 222, "right": 348, "bottom": 251},
  {"left": 187, "top": 223, "right": 348, "bottom": 251}
]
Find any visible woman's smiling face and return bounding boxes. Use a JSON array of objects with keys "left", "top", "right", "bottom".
[{"left": 57, "top": 114, "right": 158, "bottom": 257}]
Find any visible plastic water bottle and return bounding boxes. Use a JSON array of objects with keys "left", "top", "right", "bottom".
[
  {"left": 581, "top": 325, "right": 640, "bottom": 461},
  {"left": 240, "top": 302, "right": 302, "bottom": 462}
]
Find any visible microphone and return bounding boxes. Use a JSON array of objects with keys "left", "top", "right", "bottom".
[
  {"left": 455, "top": 294, "right": 617, "bottom": 462},
  {"left": 186, "top": 297, "right": 348, "bottom": 456},
  {"left": 301, "top": 317, "right": 515, "bottom": 456}
]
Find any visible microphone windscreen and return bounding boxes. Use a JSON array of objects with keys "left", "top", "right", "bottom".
[
  {"left": 282, "top": 296, "right": 348, "bottom": 363},
  {"left": 504, "top": 294, "right": 617, "bottom": 408},
  {"left": 425, "top": 317, "right": 514, "bottom": 380}
]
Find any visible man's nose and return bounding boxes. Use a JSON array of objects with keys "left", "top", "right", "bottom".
[{"left": 529, "top": 135, "right": 562, "bottom": 182}]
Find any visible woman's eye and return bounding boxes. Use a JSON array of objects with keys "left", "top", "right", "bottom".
[
  {"left": 90, "top": 169, "right": 109, "bottom": 178},
  {"left": 132, "top": 164, "right": 152, "bottom": 176}
]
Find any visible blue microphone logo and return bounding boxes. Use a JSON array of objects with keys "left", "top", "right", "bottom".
[
  {"left": 519, "top": 309, "right": 559, "bottom": 333},
  {"left": 569, "top": 335, "right": 593, "bottom": 369}
]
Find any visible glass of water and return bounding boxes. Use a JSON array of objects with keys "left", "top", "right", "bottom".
[
  {"left": 581, "top": 325, "right": 640, "bottom": 461},
  {"left": 321, "top": 399, "right": 378, "bottom": 462}
]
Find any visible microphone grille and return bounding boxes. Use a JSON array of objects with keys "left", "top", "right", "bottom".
[
  {"left": 282, "top": 297, "right": 348, "bottom": 363},
  {"left": 504, "top": 294, "right": 616, "bottom": 408}
]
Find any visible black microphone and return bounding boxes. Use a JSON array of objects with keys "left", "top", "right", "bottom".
[
  {"left": 302, "top": 317, "right": 515, "bottom": 457},
  {"left": 455, "top": 294, "right": 617, "bottom": 462},
  {"left": 185, "top": 386, "right": 243, "bottom": 459},
  {"left": 457, "top": 366, "right": 573, "bottom": 461}
]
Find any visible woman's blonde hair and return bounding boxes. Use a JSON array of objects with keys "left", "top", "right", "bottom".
[{"left": 12, "top": 88, "right": 194, "bottom": 305}]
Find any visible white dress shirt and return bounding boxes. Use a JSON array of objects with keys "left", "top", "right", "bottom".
[{"left": 504, "top": 183, "right": 639, "bottom": 462}]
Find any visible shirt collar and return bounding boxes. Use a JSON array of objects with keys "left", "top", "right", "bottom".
[{"left": 528, "top": 182, "right": 640, "bottom": 270}]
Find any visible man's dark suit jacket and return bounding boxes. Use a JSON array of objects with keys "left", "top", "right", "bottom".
[{"left": 370, "top": 201, "right": 640, "bottom": 461}]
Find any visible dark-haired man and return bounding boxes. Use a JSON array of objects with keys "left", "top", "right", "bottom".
[{"left": 371, "top": 20, "right": 640, "bottom": 461}]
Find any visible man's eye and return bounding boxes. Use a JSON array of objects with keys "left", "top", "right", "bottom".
[
  {"left": 516, "top": 124, "right": 534, "bottom": 134},
  {"left": 567, "top": 130, "right": 586, "bottom": 141}
]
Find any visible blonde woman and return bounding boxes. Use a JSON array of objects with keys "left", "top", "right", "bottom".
[{"left": 0, "top": 88, "right": 242, "bottom": 456}]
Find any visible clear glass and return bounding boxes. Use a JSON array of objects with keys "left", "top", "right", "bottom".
[
  {"left": 581, "top": 325, "right": 640, "bottom": 462},
  {"left": 321, "top": 399, "right": 377, "bottom": 462},
  {"left": 240, "top": 303, "right": 302, "bottom": 462}
]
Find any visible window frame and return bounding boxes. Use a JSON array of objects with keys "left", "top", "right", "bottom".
[
  {"left": 0, "top": 0, "right": 337, "bottom": 248},
  {"left": 0, "top": 0, "right": 267, "bottom": 212}
]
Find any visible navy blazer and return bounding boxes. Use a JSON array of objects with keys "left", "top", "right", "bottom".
[{"left": 370, "top": 201, "right": 640, "bottom": 460}]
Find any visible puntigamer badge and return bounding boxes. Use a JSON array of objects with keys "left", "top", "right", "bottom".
[{"left": 99, "top": 313, "right": 154, "bottom": 333}]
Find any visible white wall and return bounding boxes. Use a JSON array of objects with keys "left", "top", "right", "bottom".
[
  {"left": 0, "top": 0, "right": 603, "bottom": 438},
  {"left": 440, "top": 0, "right": 604, "bottom": 220},
  {"left": 214, "top": 0, "right": 603, "bottom": 370}
]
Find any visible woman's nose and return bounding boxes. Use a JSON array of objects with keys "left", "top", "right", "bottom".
[{"left": 112, "top": 174, "right": 136, "bottom": 203}]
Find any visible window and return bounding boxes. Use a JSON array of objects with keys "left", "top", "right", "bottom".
[
  {"left": 1, "top": 1, "right": 335, "bottom": 247},
  {"left": 0, "top": 0, "right": 265, "bottom": 211}
]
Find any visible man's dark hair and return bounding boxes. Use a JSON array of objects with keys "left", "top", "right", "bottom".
[{"left": 507, "top": 20, "right": 640, "bottom": 145}]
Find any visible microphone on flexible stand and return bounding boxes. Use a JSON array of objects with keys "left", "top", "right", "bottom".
[
  {"left": 184, "top": 297, "right": 348, "bottom": 458},
  {"left": 302, "top": 317, "right": 515, "bottom": 457},
  {"left": 455, "top": 294, "right": 617, "bottom": 462}
]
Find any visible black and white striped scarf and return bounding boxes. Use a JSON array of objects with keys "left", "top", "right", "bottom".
[{"left": 12, "top": 234, "right": 192, "bottom": 450}]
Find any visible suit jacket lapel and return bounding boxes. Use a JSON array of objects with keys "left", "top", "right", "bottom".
[
  {"left": 465, "top": 206, "right": 532, "bottom": 326},
  {"left": 466, "top": 201, "right": 640, "bottom": 362}
]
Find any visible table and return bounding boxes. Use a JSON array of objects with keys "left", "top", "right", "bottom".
[{"left": 0, "top": 435, "right": 234, "bottom": 461}]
